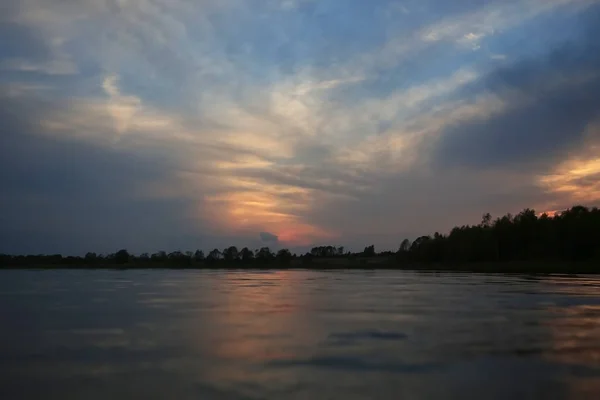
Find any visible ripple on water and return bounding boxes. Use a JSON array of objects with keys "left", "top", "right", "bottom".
[
  {"left": 268, "top": 355, "right": 440, "bottom": 373},
  {"left": 327, "top": 330, "right": 408, "bottom": 342}
]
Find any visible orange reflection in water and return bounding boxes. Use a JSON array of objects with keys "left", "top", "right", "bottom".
[
  {"left": 189, "top": 271, "right": 322, "bottom": 387},
  {"left": 209, "top": 276, "right": 301, "bottom": 362},
  {"left": 544, "top": 278, "right": 600, "bottom": 398}
]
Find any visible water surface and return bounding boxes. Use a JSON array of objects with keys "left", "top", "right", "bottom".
[{"left": 1, "top": 270, "right": 599, "bottom": 399}]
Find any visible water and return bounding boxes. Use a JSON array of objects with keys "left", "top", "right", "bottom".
[{"left": 1, "top": 270, "right": 599, "bottom": 399}]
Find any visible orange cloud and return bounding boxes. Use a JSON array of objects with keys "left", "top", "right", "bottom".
[
  {"left": 539, "top": 156, "right": 600, "bottom": 203},
  {"left": 203, "top": 185, "right": 336, "bottom": 247},
  {"left": 277, "top": 224, "right": 337, "bottom": 247}
]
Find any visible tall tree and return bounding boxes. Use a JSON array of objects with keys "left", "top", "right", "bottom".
[
  {"left": 194, "top": 250, "right": 205, "bottom": 262},
  {"left": 363, "top": 245, "right": 375, "bottom": 257},
  {"left": 207, "top": 248, "right": 222, "bottom": 261},
  {"left": 240, "top": 247, "right": 254, "bottom": 262},
  {"left": 399, "top": 239, "right": 411, "bottom": 252},
  {"left": 255, "top": 247, "right": 274, "bottom": 261},
  {"left": 276, "top": 249, "right": 292, "bottom": 265},
  {"left": 222, "top": 246, "right": 239, "bottom": 262},
  {"left": 114, "top": 249, "right": 130, "bottom": 265}
]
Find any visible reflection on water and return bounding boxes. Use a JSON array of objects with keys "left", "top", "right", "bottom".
[
  {"left": 1, "top": 270, "right": 599, "bottom": 399},
  {"left": 541, "top": 278, "right": 600, "bottom": 399}
]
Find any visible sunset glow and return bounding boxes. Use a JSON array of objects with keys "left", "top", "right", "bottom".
[
  {"left": 2, "top": 0, "right": 600, "bottom": 253},
  {"left": 540, "top": 157, "right": 600, "bottom": 202}
]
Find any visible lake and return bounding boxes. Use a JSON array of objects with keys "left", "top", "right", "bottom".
[{"left": 1, "top": 270, "right": 599, "bottom": 399}]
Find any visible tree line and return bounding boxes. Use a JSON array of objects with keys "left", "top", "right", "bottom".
[
  {"left": 400, "top": 206, "right": 600, "bottom": 264},
  {"left": 1, "top": 205, "right": 599, "bottom": 270}
]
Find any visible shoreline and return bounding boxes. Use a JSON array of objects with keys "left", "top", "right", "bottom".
[{"left": 2, "top": 260, "right": 598, "bottom": 274}]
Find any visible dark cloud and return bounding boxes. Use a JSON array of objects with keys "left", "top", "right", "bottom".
[
  {"left": 433, "top": 12, "right": 600, "bottom": 170},
  {"left": 304, "top": 167, "right": 555, "bottom": 251},
  {"left": 291, "top": 142, "right": 333, "bottom": 165},
  {"left": 238, "top": 164, "right": 370, "bottom": 198},
  {"left": 0, "top": 92, "right": 203, "bottom": 255},
  {"left": 0, "top": 22, "right": 50, "bottom": 61},
  {"left": 570, "top": 173, "right": 600, "bottom": 190},
  {"left": 259, "top": 232, "right": 278, "bottom": 243}
]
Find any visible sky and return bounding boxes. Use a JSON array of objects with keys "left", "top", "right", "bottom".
[{"left": 1, "top": 0, "right": 600, "bottom": 255}]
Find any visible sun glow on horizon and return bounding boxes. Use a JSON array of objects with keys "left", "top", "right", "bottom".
[{"left": 203, "top": 187, "right": 337, "bottom": 246}]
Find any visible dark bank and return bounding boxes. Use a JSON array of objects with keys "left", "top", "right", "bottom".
[{"left": 2, "top": 205, "right": 599, "bottom": 273}]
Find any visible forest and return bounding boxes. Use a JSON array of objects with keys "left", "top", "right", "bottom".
[{"left": 1, "top": 205, "right": 599, "bottom": 271}]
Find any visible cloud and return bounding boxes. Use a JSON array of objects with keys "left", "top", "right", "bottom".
[
  {"left": 0, "top": 92, "right": 202, "bottom": 255},
  {"left": 418, "top": 0, "right": 594, "bottom": 44},
  {"left": 259, "top": 232, "right": 279, "bottom": 243},
  {"left": 11, "top": 74, "right": 340, "bottom": 247},
  {"left": 353, "top": 0, "right": 597, "bottom": 73},
  {"left": 2, "top": 0, "right": 600, "bottom": 255},
  {"left": 537, "top": 120, "right": 600, "bottom": 206},
  {"left": 292, "top": 76, "right": 366, "bottom": 95},
  {"left": 1, "top": 57, "right": 77, "bottom": 75},
  {"left": 457, "top": 32, "right": 486, "bottom": 50},
  {"left": 432, "top": 20, "right": 600, "bottom": 171}
]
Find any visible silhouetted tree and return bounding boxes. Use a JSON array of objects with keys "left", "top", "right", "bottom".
[
  {"left": 168, "top": 251, "right": 191, "bottom": 266},
  {"left": 396, "top": 205, "right": 600, "bottom": 266},
  {"left": 2, "top": 204, "right": 599, "bottom": 271},
  {"left": 481, "top": 212, "right": 492, "bottom": 228},
  {"left": 194, "top": 250, "right": 205, "bottom": 262},
  {"left": 255, "top": 247, "right": 274, "bottom": 262},
  {"left": 115, "top": 249, "right": 130, "bottom": 265},
  {"left": 84, "top": 252, "right": 97, "bottom": 264},
  {"left": 399, "top": 239, "right": 411, "bottom": 252},
  {"left": 222, "top": 246, "right": 239, "bottom": 262},
  {"left": 310, "top": 246, "right": 344, "bottom": 257},
  {"left": 150, "top": 251, "right": 167, "bottom": 263},
  {"left": 363, "top": 245, "right": 375, "bottom": 257},
  {"left": 240, "top": 247, "right": 254, "bottom": 262},
  {"left": 207, "top": 248, "right": 221, "bottom": 262},
  {"left": 276, "top": 249, "right": 292, "bottom": 265}
]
